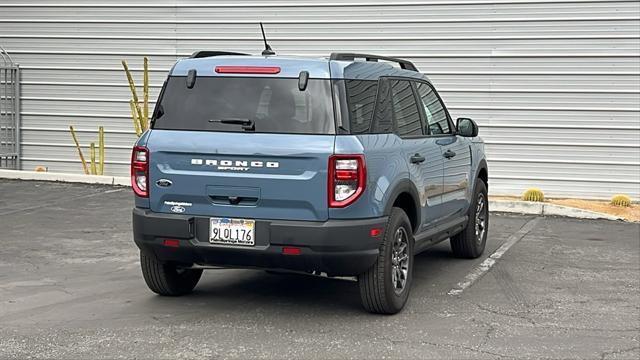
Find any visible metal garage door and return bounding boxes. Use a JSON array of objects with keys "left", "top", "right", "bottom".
[{"left": 0, "top": 0, "right": 638, "bottom": 199}]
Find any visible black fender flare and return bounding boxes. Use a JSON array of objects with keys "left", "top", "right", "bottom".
[{"left": 474, "top": 158, "right": 489, "bottom": 189}]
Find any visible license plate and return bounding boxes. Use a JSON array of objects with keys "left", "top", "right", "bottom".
[{"left": 210, "top": 217, "right": 255, "bottom": 246}]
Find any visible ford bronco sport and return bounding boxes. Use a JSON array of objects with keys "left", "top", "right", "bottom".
[{"left": 132, "top": 51, "right": 489, "bottom": 314}]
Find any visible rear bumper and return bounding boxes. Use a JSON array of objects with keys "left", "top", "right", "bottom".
[{"left": 132, "top": 208, "right": 387, "bottom": 276}]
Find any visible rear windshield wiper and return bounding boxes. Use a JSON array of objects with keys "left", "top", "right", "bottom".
[{"left": 209, "top": 118, "right": 255, "bottom": 131}]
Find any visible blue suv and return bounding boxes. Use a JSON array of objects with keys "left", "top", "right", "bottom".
[{"left": 131, "top": 51, "right": 489, "bottom": 314}]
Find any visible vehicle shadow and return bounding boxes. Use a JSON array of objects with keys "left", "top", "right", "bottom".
[
  {"left": 139, "top": 216, "right": 518, "bottom": 315},
  {"left": 144, "top": 243, "right": 460, "bottom": 315},
  {"left": 413, "top": 242, "right": 457, "bottom": 276}
]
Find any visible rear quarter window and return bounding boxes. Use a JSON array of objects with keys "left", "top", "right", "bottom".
[{"left": 344, "top": 80, "right": 378, "bottom": 134}]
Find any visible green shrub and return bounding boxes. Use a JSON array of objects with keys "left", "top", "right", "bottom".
[{"left": 522, "top": 188, "right": 544, "bottom": 202}]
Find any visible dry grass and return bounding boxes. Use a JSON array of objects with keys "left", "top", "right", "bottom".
[{"left": 491, "top": 196, "right": 640, "bottom": 222}]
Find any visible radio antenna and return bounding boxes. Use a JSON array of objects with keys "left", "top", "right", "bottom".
[{"left": 260, "top": 22, "right": 275, "bottom": 56}]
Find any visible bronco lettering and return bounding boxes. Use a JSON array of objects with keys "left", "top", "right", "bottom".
[{"left": 191, "top": 159, "right": 279, "bottom": 170}]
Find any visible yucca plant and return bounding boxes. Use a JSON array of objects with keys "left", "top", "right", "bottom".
[
  {"left": 611, "top": 194, "right": 632, "bottom": 207},
  {"left": 121, "top": 57, "right": 149, "bottom": 137},
  {"left": 522, "top": 188, "right": 545, "bottom": 202},
  {"left": 69, "top": 126, "right": 105, "bottom": 175}
]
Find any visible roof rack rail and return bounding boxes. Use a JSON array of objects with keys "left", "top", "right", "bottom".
[
  {"left": 329, "top": 52, "right": 418, "bottom": 72},
  {"left": 190, "top": 51, "right": 250, "bottom": 58}
]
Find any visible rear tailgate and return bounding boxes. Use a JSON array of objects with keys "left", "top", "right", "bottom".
[{"left": 147, "top": 130, "right": 334, "bottom": 221}]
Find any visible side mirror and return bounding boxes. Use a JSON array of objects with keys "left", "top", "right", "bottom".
[{"left": 456, "top": 117, "right": 478, "bottom": 137}]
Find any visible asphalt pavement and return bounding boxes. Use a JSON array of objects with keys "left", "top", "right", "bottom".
[{"left": 0, "top": 180, "right": 638, "bottom": 359}]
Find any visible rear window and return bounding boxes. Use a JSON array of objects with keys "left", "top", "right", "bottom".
[{"left": 153, "top": 76, "right": 335, "bottom": 134}]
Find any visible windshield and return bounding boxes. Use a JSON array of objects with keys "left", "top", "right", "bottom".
[{"left": 152, "top": 76, "right": 335, "bottom": 134}]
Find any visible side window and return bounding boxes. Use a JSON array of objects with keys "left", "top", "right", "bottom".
[
  {"left": 416, "top": 82, "right": 450, "bottom": 135},
  {"left": 390, "top": 80, "right": 423, "bottom": 137}
]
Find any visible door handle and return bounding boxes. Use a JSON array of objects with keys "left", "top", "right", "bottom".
[
  {"left": 410, "top": 153, "right": 426, "bottom": 164},
  {"left": 443, "top": 149, "right": 456, "bottom": 159}
]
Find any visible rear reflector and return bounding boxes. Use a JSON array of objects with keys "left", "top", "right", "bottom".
[
  {"left": 163, "top": 239, "right": 180, "bottom": 247},
  {"left": 370, "top": 228, "right": 382, "bottom": 237},
  {"left": 335, "top": 169, "right": 358, "bottom": 181},
  {"left": 282, "top": 247, "right": 302, "bottom": 255},
  {"left": 215, "top": 66, "right": 281, "bottom": 74}
]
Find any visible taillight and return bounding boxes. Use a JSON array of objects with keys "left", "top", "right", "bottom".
[
  {"left": 328, "top": 154, "right": 366, "bottom": 208},
  {"left": 131, "top": 146, "right": 149, "bottom": 198}
]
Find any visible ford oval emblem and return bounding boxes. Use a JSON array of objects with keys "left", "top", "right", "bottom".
[
  {"left": 156, "top": 179, "right": 173, "bottom": 188},
  {"left": 170, "top": 205, "right": 185, "bottom": 213}
]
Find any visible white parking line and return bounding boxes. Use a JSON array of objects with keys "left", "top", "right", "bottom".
[{"left": 448, "top": 217, "right": 540, "bottom": 296}]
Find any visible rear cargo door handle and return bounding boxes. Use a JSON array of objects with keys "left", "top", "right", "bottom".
[
  {"left": 210, "top": 195, "right": 258, "bottom": 206},
  {"left": 443, "top": 150, "right": 456, "bottom": 159},
  {"left": 206, "top": 185, "right": 260, "bottom": 206},
  {"left": 410, "top": 153, "right": 426, "bottom": 164}
]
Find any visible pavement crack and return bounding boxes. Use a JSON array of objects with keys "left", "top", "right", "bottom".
[
  {"left": 478, "top": 321, "right": 497, "bottom": 350},
  {"left": 473, "top": 302, "right": 537, "bottom": 325},
  {"left": 419, "top": 340, "right": 510, "bottom": 359},
  {"left": 539, "top": 324, "right": 640, "bottom": 333},
  {"left": 492, "top": 264, "right": 529, "bottom": 310},
  {"left": 600, "top": 345, "right": 640, "bottom": 360}
]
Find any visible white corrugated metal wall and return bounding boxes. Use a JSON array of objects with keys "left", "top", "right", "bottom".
[{"left": 1, "top": 0, "right": 639, "bottom": 199}]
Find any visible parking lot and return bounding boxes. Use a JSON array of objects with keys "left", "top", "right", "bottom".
[{"left": 0, "top": 180, "right": 638, "bottom": 359}]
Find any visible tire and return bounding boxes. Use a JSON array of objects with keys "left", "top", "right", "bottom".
[
  {"left": 358, "top": 207, "right": 414, "bottom": 314},
  {"left": 450, "top": 179, "right": 489, "bottom": 259},
  {"left": 140, "top": 251, "right": 203, "bottom": 296}
]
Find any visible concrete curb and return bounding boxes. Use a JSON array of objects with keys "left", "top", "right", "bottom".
[
  {"left": 0, "top": 170, "right": 624, "bottom": 221},
  {"left": 489, "top": 200, "right": 623, "bottom": 221},
  {"left": 0, "top": 169, "right": 130, "bottom": 187}
]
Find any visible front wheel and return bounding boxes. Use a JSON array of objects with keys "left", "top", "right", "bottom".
[
  {"left": 450, "top": 179, "right": 489, "bottom": 258},
  {"left": 358, "top": 207, "right": 414, "bottom": 314},
  {"left": 140, "top": 251, "right": 203, "bottom": 296}
]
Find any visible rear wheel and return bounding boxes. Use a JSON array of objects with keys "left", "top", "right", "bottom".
[
  {"left": 358, "top": 207, "right": 414, "bottom": 314},
  {"left": 140, "top": 251, "right": 203, "bottom": 296},
  {"left": 450, "top": 179, "right": 489, "bottom": 258}
]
